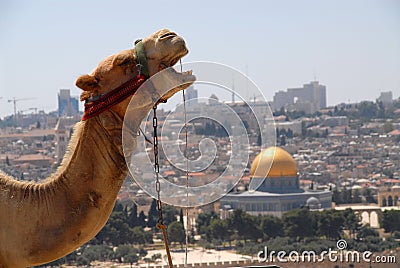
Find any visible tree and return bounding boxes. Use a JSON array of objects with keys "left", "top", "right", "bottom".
[
  {"left": 147, "top": 199, "right": 158, "bottom": 227},
  {"left": 287, "top": 128, "right": 293, "bottom": 138},
  {"left": 125, "top": 252, "right": 139, "bottom": 268},
  {"left": 257, "top": 132, "right": 262, "bottom": 146},
  {"left": 357, "top": 225, "right": 379, "bottom": 240},
  {"left": 114, "top": 245, "right": 138, "bottom": 263},
  {"left": 209, "top": 218, "right": 229, "bottom": 244},
  {"left": 81, "top": 244, "right": 113, "bottom": 262},
  {"left": 383, "top": 122, "right": 394, "bottom": 133},
  {"left": 227, "top": 209, "right": 247, "bottom": 241},
  {"left": 179, "top": 208, "right": 184, "bottom": 225},
  {"left": 95, "top": 211, "right": 131, "bottom": 245},
  {"left": 138, "top": 211, "right": 146, "bottom": 227},
  {"left": 279, "top": 135, "right": 286, "bottom": 146},
  {"left": 358, "top": 101, "right": 377, "bottom": 119},
  {"left": 243, "top": 214, "right": 262, "bottom": 242},
  {"left": 352, "top": 189, "right": 362, "bottom": 203},
  {"left": 317, "top": 210, "right": 344, "bottom": 240},
  {"left": 127, "top": 203, "right": 139, "bottom": 227},
  {"left": 114, "top": 202, "right": 124, "bottom": 212},
  {"left": 163, "top": 205, "right": 179, "bottom": 225},
  {"left": 168, "top": 221, "right": 185, "bottom": 247},
  {"left": 282, "top": 208, "right": 316, "bottom": 239},
  {"left": 227, "top": 209, "right": 261, "bottom": 242},
  {"left": 381, "top": 210, "right": 400, "bottom": 233},
  {"left": 131, "top": 226, "right": 153, "bottom": 245},
  {"left": 342, "top": 208, "right": 361, "bottom": 239},
  {"left": 260, "top": 215, "right": 284, "bottom": 239}
]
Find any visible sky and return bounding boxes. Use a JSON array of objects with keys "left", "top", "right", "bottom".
[{"left": 0, "top": 0, "right": 399, "bottom": 118}]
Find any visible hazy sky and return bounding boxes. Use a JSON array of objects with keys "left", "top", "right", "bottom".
[{"left": 0, "top": 0, "right": 399, "bottom": 118}]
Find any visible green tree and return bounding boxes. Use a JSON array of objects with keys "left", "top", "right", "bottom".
[
  {"left": 357, "top": 225, "right": 379, "bottom": 240},
  {"left": 76, "top": 256, "right": 90, "bottom": 266},
  {"left": 358, "top": 101, "right": 377, "bottom": 119},
  {"left": 81, "top": 244, "right": 113, "bottom": 262},
  {"left": 209, "top": 218, "right": 229, "bottom": 244},
  {"left": 342, "top": 208, "right": 361, "bottom": 239},
  {"left": 317, "top": 210, "right": 344, "bottom": 240},
  {"left": 138, "top": 211, "right": 146, "bottom": 227},
  {"left": 179, "top": 208, "right": 184, "bottom": 225},
  {"left": 243, "top": 214, "right": 262, "bottom": 242},
  {"left": 131, "top": 226, "right": 153, "bottom": 245},
  {"left": 197, "top": 211, "right": 218, "bottom": 235},
  {"left": 114, "top": 202, "right": 124, "bottom": 212},
  {"left": 114, "top": 244, "right": 137, "bottom": 263},
  {"left": 227, "top": 209, "right": 247, "bottom": 241},
  {"left": 96, "top": 211, "right": 131, "bottom": 245},
  {"left": 163, "top": 205, "right": 179, "bottom": 225},
  {"left": 125, "top": 251, "right": 139, "bottom": 268},
  {"left": 381, "top": 210, "right": 400, "bottom": 233},
  {"left": 260, "top": 215, "right": 284, "bottom": 239},
  {"left": 282, "top": 208, "right": 316, "bottom": 239},
  {"left": 168, "top": 221, "right": 185, "bottom": 247},
  {"left": 147, "top": 199, "right": 158, "bottom": 227},
  {"left": 227, "top": 209, "right": 261, "bottom": 242},
  {"left": 383, "top": 122, "right": 394, "bottom": 133},
  {"left": 352, "top": 189, "right": 362, "bottom": 203},
  {"left": 127, "top": 203, "right": 139, "bottom": 227},
  {"left": 383, "top": 169, "right": 394, "bottom": 179}
]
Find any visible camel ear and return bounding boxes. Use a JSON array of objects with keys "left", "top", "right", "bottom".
[{"left": 76, "top": 74, "right": 99, "bottom": 91}]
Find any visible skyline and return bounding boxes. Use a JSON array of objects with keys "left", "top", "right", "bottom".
[{"left": 1, "top": 0, "right": 399, "bottom": 118}]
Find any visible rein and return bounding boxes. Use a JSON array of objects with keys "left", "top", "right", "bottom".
[
  {"left": 82, "top": 74, "right": 146, "bottom": 121},
  {"left": 82, "top": 40, "right": 149, "bottom": 121}
]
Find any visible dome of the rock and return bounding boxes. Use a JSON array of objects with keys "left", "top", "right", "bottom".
[{"left": 250, "top": 147, "right": 298, "bottom": 178}]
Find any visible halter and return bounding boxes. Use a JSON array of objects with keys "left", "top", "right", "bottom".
[{"left": 81, "top": 40, "right": 149, "bottom": 121}]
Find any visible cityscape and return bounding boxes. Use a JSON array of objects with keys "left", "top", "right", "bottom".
[{"left": 0, "top": 80, "right": 399, "bottom": 267}]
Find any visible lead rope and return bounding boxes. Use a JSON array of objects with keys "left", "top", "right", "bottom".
[
  {"left": 153, "top": 106, "right": 173, "bottom": 268},
  {"left": 181, "top": 59, "right": 190, "bottom": 268}
]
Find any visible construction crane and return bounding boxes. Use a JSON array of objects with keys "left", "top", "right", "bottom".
[{"left": 8, "top": 97, "right": 34, "bottom": 124}]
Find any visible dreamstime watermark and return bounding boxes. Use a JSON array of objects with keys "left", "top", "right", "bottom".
[
  {"left": 257, "top": 239, "right": 397, "bottom": 264},
  {"left": 122, "top": 61, "right": 276, "bottom": 207}
]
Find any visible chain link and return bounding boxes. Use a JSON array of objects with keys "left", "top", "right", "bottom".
[{"left": 152, "top": 105, "right": 164, "bottom": 225}]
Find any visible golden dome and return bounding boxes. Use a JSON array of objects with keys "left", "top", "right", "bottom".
[{"left": 250, "top": 147, "right": 298, "bottom": 178}]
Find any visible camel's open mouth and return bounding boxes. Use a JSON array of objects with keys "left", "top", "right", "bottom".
[{"left": 158, "top": 51, "right": 195, "bottom": 103}]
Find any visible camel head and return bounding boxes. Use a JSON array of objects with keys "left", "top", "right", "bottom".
[{"left": 75, "top": 29, "right": 195, "bottom": 119}]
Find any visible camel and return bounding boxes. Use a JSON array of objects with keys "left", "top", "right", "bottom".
[{"left": 0, "top": 29, "right": 195, "bottom": 268}]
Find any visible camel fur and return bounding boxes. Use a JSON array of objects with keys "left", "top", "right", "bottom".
[{"left": 0, "top": 29, "right": 195, "bottom": 268}]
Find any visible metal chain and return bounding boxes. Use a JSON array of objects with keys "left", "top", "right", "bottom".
[
  {"left": 152, "top": 105, "right": 163, "bottom": 224},
  {"left": 153, "top": 105, "right": 173, "bottom": 267}
]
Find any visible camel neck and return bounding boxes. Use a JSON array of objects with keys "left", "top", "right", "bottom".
[{"left": 0, "top": 110, "right": 130, "bottom": 267}]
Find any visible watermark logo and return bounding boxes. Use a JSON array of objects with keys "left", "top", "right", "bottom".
[
  {"left": 336, "top": 239, "right": 347, "bottom": 250},
  {"left": 122, "top": 62, "right": 276, "bottom": 207},
  {"left": 257, "top": 239, "right": 397, "bottom": 264}
]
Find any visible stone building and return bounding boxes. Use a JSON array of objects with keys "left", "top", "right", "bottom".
[{"left": 220, "top": 147, "right": 332, "bottom": 217}]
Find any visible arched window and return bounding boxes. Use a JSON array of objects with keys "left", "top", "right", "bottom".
[
  {"left": 388, "top": 196, "right": 393, "bottom": 206},
  {"left": 382, "top": 197, "right": 387, "bottom": 207}
]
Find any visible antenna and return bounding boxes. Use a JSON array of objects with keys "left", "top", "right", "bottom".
[
  {"left": 245, "top": 64, "right": 249, "bottom": 100},
  {"left": 231, "top": 75, "right": 235, "bottom": 103},
  {"left": 313, "top": 68, "right": 317, "bottom": 81}
]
